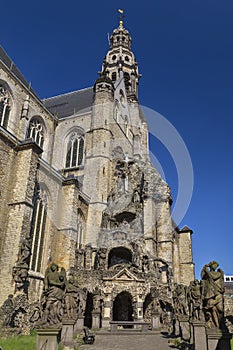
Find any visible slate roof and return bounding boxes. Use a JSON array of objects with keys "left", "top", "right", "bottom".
[
  {"left": 0, "top": 46, "right": 38, "bottom": 97},
  {"left": 43, "top": 88, "right": 94, "bottom": 119}
]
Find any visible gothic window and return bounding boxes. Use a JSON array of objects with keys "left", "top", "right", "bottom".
[
  {"left": 27, "top": 118, "right": 44, "bottom": 148},
  {"left": 65, "top": 133, "right": 84, "bottom": 168},
  {"left": 30, "top": 188, "right": 47, "bottom": 272},
  {"left": 0, "top": 86, "right": 11, "bottom": 129}
]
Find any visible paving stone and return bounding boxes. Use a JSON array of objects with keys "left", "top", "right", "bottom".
[{"left": 79, "top": 332, "right": 172, "bottom": 350}]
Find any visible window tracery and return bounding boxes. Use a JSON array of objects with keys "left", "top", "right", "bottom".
[
  {"left": 0, "top": 86, "right": 11, "bottom": 128},
  {"left": 30, "top": 187, "right": 47, "bottom": 272},
  {"left": 27, "top": 118, "right": 44, "bottom": 148},
  {"left": 65, "top": 133, "right": 84, "bottom": 168}
]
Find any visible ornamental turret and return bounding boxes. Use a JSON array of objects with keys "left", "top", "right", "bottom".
[{"left": 100, "top": 10, "right": 141, "bottom": 99}]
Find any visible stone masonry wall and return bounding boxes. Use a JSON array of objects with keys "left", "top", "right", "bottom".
[
  {"left": 178, "top": 231, "right": 195, "bottom": 285},
  {"left": 0, "top": 143, "right": 40, "bottom": 304},
  {"left": 0, "top": 137, "right": 16, "bottom": 255}
]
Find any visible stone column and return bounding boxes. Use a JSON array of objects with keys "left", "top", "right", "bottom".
[
  {"left": 58, "top": 178, "right": 79, "bottom": 271},
  {"left": 92, "top": 311, "right": 101, "bottom": 328},
  {"left": 173, "top": 317, "right": 180, "bottom": 337},
  {"left": 74, "top": 316, "right": 84, "bottom": 332},
  {"left": 36, "top": 328, "right": 60, "bottom": 350},
  {"left": 178, "top": 315, "right": 190, "bottom": 341},
  {"left": 192, "top": 321, "right": 207, "bottom": 350},
  {"left": 136, "top": 296, "right": 143, "bottom": 320},
  {"left": 206, "top": 329, "right": 231, "bottom": 350},
  {"left": 84, "top": 245, "right": 93, "bottom": 270},
  {"left": 61, "top": 320, "right": 75, "bottom": 349},
  {"left": 102, "top": 298, "right": 111, "bottom": 328},
  {"left": 151, "top": 312, "right": 160, "bottom": 330}
]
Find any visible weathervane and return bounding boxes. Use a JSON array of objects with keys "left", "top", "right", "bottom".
[{"left": 118, "top": 9, "right": 124, "bottom": 28}]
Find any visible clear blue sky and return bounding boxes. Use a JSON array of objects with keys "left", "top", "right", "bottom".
[{"left": 2, "top": 0, "right": 233, "bottom": 278}]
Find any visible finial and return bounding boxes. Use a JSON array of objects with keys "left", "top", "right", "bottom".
[{"left": 118, "top": 9, "right": 124, "bottom": 28}]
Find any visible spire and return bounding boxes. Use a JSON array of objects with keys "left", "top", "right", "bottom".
[
  {"left": 118, "top": 9, "right": 124, "bottom": 29},
  {"left": 99, "top": 10, "right": 141, "bottom": 99}
]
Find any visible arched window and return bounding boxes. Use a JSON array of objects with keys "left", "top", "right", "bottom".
[
  {"left": 65, "top": 133, "right": 84, "bottom": 168},
  {"left": 0, "top": 86, "right": 11, "bottom": 129},
  {"left": 30, "top": 187, "right": 47, "bottom": 272},
  {"left": 27, "top": 118, "right": 44, "bottom": 148}
]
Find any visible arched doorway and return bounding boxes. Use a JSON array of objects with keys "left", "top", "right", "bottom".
[{"left": 113, "top": 291, "right": 133, "bottom": 321}]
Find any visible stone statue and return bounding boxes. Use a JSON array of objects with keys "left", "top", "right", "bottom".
[
  {"left": 77, "top": 288, "right": 87, "bottom": 316},
  {"left": 29, "top": 300, "right": 41, "bottom": 325},
  {"left": 17, "top": 237, "right": 31, "bottom": 266},
  {"left": 92, "top": 287, "right": 100, "bottom": 312},
  {"left": 151, "top": 298, "right": 161, "bottom": 314},
  {"left": 142, "top": 255, "right": 150, "bottom": 273},
  {"left": 12, "top": 237, "right": 31, "bottom": 292},
  {"left": 133, "top": 190, "right": 141, "bottom": 203},
  {"left": 1, "top": 294, "right": 14, "bottom": 327},
  {"left": 201, "top": 261, "right": 225, "bottom": 328},
  {"left": 12, "top": 266, "right": 29, "bottom": 292},
  {"left": 188, "top": 279, "right": 203, "bottom": 320},
  {"left": 75, "top": 248, "right": 84, "bottom": 269},
  {"left": 173, "top": 284, "right": 188, "bottom": 316},
  {"left": 132, "top": 241, "right": 142, "bottom": 269},
  {"left": 96, "top": 248, "right": 107, "bottom": 270},
  {"left": 65, "top": 275, "right": 79, "bottom": 319},
  {"left": 40, "top": 263, "right": 66, "bottom": 327}
]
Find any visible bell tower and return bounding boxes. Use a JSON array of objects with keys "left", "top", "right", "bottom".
[{"left": 100, "top": 10, "right": 141, "bottom": 100}]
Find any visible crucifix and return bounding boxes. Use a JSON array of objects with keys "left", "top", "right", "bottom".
[{"left": 118, "top": 9, "right": 125, "bottom": 28}]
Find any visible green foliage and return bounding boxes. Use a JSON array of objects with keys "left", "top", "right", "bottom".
[
  {"left": 0, "top": 332, "right": 36, "bottom": 350},
  {"left": 231, "top": 337, "right": 233, "bottom": 350},
  {"left": 0, "top": 332, "right": 79, "bottom": 350}
]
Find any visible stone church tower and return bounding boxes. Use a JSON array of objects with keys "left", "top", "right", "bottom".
[{"left": 0, "top": 17, "right": 194, "bottom": 326}]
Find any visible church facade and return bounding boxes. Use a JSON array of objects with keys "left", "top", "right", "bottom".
[{"left": 0, "top": 19, "right": 194, "bottom": 326}]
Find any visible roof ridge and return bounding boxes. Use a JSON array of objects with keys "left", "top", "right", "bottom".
[{"left": 43, "top": 86, "right": 93, "bottom": 101}]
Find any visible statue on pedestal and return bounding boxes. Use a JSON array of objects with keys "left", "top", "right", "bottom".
[
  {"left": 65, "top": 275, "right": 79, "bottom": 320},
  {"left": 173, "top": 284, "right": 188, "bottom": 316},
  {"left": 201, "top": 261, "right": 225, "bottom": 328},
  {"left": 188, "top": 279, "right": 203, "bottom": 321},
  {"left": 40, "top": 263, "right": 66, "bottom": 327}
]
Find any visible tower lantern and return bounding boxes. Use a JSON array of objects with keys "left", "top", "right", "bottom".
[{"left": 100, "top": 10, "right": 141, "bottom": 99}]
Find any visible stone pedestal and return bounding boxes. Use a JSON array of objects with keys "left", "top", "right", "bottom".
[
  {"left": 101, "top": 317, "right": 110, "bottom": 329},
  {"left": 207, "top": 329, "right": 232, "bottom": 350},
  {"left": 192, "top": 321, "right": 207, "bottom": 350},
  {"left": 36, "top": 328, "right": 60, "bottom": 350},
  {"left": 74, "top": 316, "right": 84, "bottom": 332},
  {"left": 92, "top": 311, "right": 101, "bottom": 328},
  {"left": 174, "top": 318, "right": 180, "bottom": 337},
  {"left": 151, "top": 312, "right": 160, "bottom": 329},
  {"left": 61, "top": 320, "right": 75, "bottom": 349},
  {"left": 178, "top": 315, "right": 190, "bottom": 341}
]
